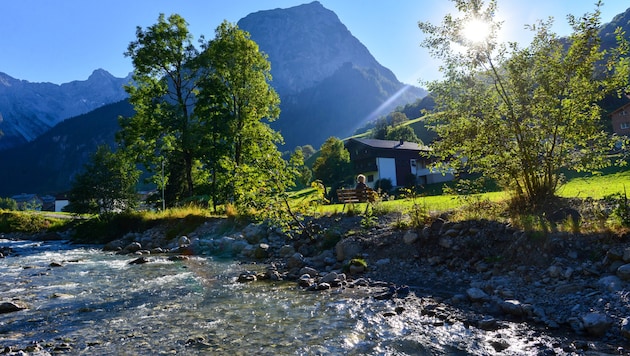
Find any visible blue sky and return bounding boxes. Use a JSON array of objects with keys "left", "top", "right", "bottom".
[{"left": 1, "top": 1, "right": 628, "bottom": 85}]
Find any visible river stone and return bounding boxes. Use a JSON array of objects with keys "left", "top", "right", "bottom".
[
  {"left": 597, "top": 275, "right": 624, "bottom": 292},
  {"left": 242, "top": 223, "right": 265, "bottom": 244},
  {"left": 320, "top": 271, "right": 339, "bottom": 284},
  {"left": 621, "top": 317, "right": 630, "bottom": 339},
  {"left": 128, "top": 256, "right": 150, "bottom": 265},
  {"left": 123, "top": 242, "right": 142, "bottom": 254},
  {"left": 466, "top": 287, "right": 489, "bottom": 302},
  {"left": 253, "top": 243, "right": 270, "bottom": 259},
  {"left": 0, "top": 301, "right": 26, "bottom": 314},
  {"left": 624, "top": 247, "right": 630, "bottom": 262},
  {"left": 403, "top": 231, "right": 419, "bottom": 244},
  {"left": 287, "top": 253, "right": 305, "bottom": 269},
  {"left": 299, "top": 266, "right": 318, "bottom": 278},
  {"left": 178, "top": 235, "right": 190, "bottom": 247},
  {"left": 582, "top": 312, "right": 612, "bottom": 337},
  {"left": 616, "top": 264, "right": 630, "bottom": 280},
  {"left": 103, "top": 239, "right": 125, "bottom": 251},
  {"left": 500, "top": 300, "right": 525, "bottom": 317},
  {"left": 278, "top": 244, "right": 296, "bottom": 257}
]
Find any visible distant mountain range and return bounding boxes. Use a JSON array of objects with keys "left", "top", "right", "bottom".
[{"left": 0, "top": 69, "right": 131, "bottom": 150}]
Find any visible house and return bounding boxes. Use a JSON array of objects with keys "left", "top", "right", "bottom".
[
  {"left": 611, "top": 101, "right": 630, "bottom": 136},
  {"left": 344, "top": 138, "right": 453, "bottom": 189}
]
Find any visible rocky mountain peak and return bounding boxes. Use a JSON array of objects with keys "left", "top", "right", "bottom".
[{"left": 238, "top": 1, "right": 390, "bottom": 95}]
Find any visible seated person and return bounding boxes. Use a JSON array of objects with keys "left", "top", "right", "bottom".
[{"left": 355, "top": 174, "right": 367, "bottom": 191}]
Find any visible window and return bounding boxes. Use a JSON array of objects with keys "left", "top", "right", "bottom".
[
  {"left": 367, "top": 175, "right": 374, "bottom": 182},
  {"left": 621, "top": 122, "right": 630, "bottom": 130}
]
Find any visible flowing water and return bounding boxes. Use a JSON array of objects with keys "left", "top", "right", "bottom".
[{"left": 0, "top": 239, "right": 561, "bottom": 355}]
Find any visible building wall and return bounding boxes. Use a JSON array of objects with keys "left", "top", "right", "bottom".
[{"left": 612, "top": 103, "right": 630, "bottom": 136}]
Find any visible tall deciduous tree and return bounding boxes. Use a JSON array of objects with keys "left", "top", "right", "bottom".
[
  {"left": 118, "top": 13, "right": 201, "bottom": 205},
  {"left": 419, "top": 0, "right": 629, "bottom": 208},
  {"left": 312, "top": 137, "right": 352, "bottom": 199},
  {"left": 67, "top": 146, "right": 140, "bottom": 215},
  {"left": 194, "top": 21, "right": 285, "bottom": 211}
]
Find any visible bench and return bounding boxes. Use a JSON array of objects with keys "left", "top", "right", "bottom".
[{"left": 336, "top": 188, "right": 376, "bottom": 212}]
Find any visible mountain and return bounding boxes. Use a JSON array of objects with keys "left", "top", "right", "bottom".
[
  {"left": 237, "top": 1, "right": 426, "bottom": 149},
  {"left": 0, "top": 100, "right": 134, "bottom": 196},
  {"left": 0, "top": 69, "right": 130, "bottom": 150}
]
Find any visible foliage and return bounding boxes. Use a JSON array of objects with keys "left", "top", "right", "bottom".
[
  {"left": 194, "top": 21, "right": 286, "bottom": 214},
  {"left": 604, "top": 190, "right": 630, "bottom": 227},
  {"left": 384, "top": 125, "right": 422, "bottom": 143},
  {"left": 0, "top": 197, "right": 17, "bottom": 211},
  {"left": 0, "top": 211, "right": 67, "bottom": 233},
  {"left": 419, "top": 0, "right": 630, "bottom": 210},
  {"left": 66, "top": 145, "right": 140, "bottom": 215},
  {"left": 312, "top": 137, "right": 353, "bottom": 200},
  {"left": 119, "top": 14, "right": 202, "bottom": 204}
]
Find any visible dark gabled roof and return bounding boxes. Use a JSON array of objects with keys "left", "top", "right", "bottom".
[{"left": 347, "top": 138, "right": 431, "bottom": 152}]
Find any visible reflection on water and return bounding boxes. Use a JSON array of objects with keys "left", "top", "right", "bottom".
[{"left": 0, "top": 239, "right": 553, "bottom": 355}]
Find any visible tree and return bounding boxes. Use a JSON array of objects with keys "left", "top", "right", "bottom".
[
  {"left": 67, "top": 146, "right": 140, "bottom": 214},
  {"left": 194, "top": 21, "right": 285, "bottom": 211},
  {"left": 0, "top": 197, "right": 17, "bottom": 210},
  {"left": 419, "top": 0, "right": 629, "bottom": 208},
  {"left": 118, "top": 13, "right": 202, "bottom": 205},
  {"left": 312, "top": 137, "right": 352, "bottom": 199},
  {"left": 385, "top": 125, "right": 422, "bottom": 143}
]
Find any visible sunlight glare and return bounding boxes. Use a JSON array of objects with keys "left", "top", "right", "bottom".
[{"left": 462, "top": 19, "right": 491, "bottom": 43}]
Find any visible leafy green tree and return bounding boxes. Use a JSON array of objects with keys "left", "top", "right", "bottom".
[
  {"left": 194, "top": 21, "right": 284, "bottom": 211},
  {"left": 385, "top": 125, "right": 422, "bottom": 143},
  {"left": 118, "top": 13, "right": 202, "bottom": 205},
  {"left": 290, "top": 148, "right": 312, "bottom": 188},
  {"left": 312, "top": 137, "right": 352, "bottom": 199},
  {"left": 0, "top": 197, "right": 17, "bottom": 210},
  {"left": 419, "top": 0, "right": 629, "bottom": 208},
  {"left": 67, "top": 146, "right": 140, "bottom": 214}
]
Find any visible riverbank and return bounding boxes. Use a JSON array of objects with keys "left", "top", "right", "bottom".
[{"left": 3, "top": 209, "right": 630, "bottom": 354}]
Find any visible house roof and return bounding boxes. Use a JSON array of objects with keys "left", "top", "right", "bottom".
[
  {"left": 611, "top": 101, "right": 630, "bottom": 116},
  {"left": 347, "top": 138, "right": 431, "bottom": 152}
]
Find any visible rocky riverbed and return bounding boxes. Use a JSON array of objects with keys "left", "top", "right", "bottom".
[{"left": 4, "top": 211, "right": 630, "bottom": 354}]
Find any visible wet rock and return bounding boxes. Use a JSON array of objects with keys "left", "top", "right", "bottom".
[
  {"left": 348, "top": 264, "right": 365, "bottom": 275},
  {"left": 237, "top": 271, "right": 257, "bottom": 282},
  {"left": 467, "top": 287, "right": 490, "bottom": 302},
  {"left": 287, "top": 253, "right": 305, "bottom": 269},
  {"left": 582, "top": 312, "right": 612, "bottom": 337},
  {"left": 178, "top": 235, "right": 190, "bottom": 248},
  {"left": 616, "top": 264, "right": 630, "bottom": 281},
  {"left": 477, "top": 317, "right": 499, "bottom": 331},
  {"left": 242, "top": 223, "right": 265, "bottom": 244},
  {"left": 0, "top": 301, "right": 27, "bottom": 314},
  {"left": 621, "top": 317, "right": 630, "bottom": 339},
  {"left": 103, "top": 239, "right": 125, "bottom": 251},
  {"left": 49, "top": 261, "right": 63, "bottom": 267},
  {"left": 122, "top": 242, "right": 142, "bottom": 254},
  {"left": 500, "top": 300, "right": 525, "bottom": 317},
  {"left": 299, "top": 266, "right": 319, "bottom": 278},
  {"left": 298, "top": 274, "right": 315, "bottom": 288},
  {"left": 253, "top": 243, "right": 270, "bottom": 259},
  {"left": 597, "top": 275, "right": 624, "bottom": 292},
  {"left": 128, "top": 256, "right": 150, "bottom": 265},
  {"left": 278, "top": 244, "right": 296, "bottom": 257}
]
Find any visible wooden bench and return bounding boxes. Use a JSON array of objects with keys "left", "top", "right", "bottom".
[{"left": 336, "top": 188, "right": 375, "bottom": 212}]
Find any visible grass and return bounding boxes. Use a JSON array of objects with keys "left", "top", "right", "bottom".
[{"left": 557, "top": 169, "right": 630, "bottom": 199}]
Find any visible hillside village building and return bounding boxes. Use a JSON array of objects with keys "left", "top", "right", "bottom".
[
  {"left": 344, "top": 138, "right": 453, "bottom": 189},
  {"left": 611, "top": 101, "right": 630, "bottom": 136}
]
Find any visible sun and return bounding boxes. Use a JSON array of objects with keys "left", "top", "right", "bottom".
[{"left": 462, "top": 18, "right": 491, "bottom": 44}]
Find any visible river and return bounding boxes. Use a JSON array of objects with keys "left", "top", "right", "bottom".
[{"left": 0, "top": 238, "right": 565, "bottom": 355}]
